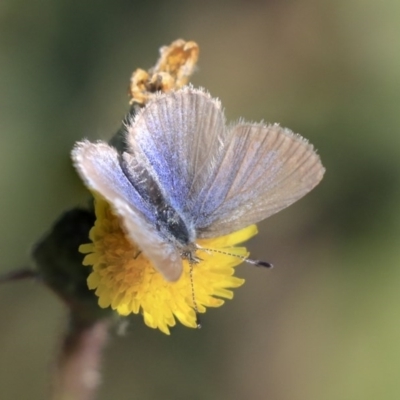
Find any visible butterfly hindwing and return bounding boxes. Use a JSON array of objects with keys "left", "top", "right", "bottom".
[{"left": 194, "top": 123, "right": 325, "bottom": 237}]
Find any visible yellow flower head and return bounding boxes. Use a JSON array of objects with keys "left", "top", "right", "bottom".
[{"left": 80, "top": 195, "right": 257, "bottom": 335}]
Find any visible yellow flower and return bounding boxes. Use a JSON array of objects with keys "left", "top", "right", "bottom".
[{"left": 80, "top": 195, "right": 257, "bottom": 335}]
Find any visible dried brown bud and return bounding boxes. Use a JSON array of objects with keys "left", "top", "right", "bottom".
[{"left": 129, "top": 39, "right": 199, "bottom": 105}]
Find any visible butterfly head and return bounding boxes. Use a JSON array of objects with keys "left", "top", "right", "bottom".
[{"left": 180, "top": 242, "right": 201, "bottom": 264}]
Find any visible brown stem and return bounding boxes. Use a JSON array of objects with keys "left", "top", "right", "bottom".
[
  {"left": 0, "top": 268, "right": 38, "bottom": 283},
  {"left": 52, "top": 316, "right": 111, "bottom": 400}
]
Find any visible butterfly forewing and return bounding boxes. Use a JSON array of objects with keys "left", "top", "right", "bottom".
[
  {"left": 125, "top": 87, "right": 228, "bottom": 217},
  {"left": 72, "top": 141, "right": 183, "bottom": 281}
]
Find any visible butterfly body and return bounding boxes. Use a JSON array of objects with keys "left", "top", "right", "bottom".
[
  {"left": 151, "top": 202, "right": 199, "bottom": 264},
  {"left": 72, "top": 86, "right": 325, "bottom": 282},
  {"left": 120, "top": 149, "right": 199, "bottom": 262}
]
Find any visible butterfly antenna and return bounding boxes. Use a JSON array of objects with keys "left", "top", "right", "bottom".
[
  {"left": 197, "top": 246, "right": 273, "bottom": 269},
  {"left": 189, "top": 263, "right": 202, "bottom": 329}
]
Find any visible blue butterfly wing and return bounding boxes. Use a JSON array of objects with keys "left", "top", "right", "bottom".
[
  {"left": 194, "top": 123, "right": 325, "bottom": 237},
  {"left": 124, "top": 87, "right": 229, "bottom": 222},
  {"left": 72, "top": 141, "right": 183, "bottom": 281},
  {"left": 125, "top": 87, "right": 324, "bottom": 238}
]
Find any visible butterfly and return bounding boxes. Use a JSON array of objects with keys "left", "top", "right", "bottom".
[{"left": 72, "top": 86, "right": 325, "bottom": 282}]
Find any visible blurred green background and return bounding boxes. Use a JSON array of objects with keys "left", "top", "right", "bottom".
[{"left": 1, "top": 1, "right": 400, "bottom": 399}]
